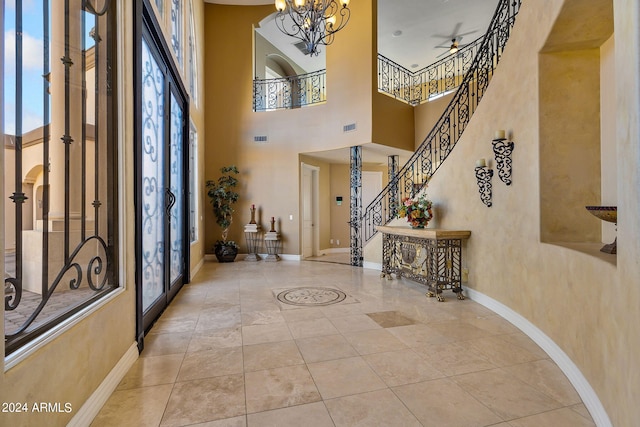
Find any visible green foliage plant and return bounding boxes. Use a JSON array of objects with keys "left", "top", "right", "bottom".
[{"left": 206, "top": 165, "right": 240, "bottom": 247}]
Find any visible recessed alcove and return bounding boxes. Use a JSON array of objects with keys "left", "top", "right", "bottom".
[{"left": 538, "top": 0, "right": 615, "bottom": 259}]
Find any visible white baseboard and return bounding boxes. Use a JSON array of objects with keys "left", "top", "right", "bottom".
[
  {"left": 319, "top": 248, "right": 350, "bottom": 255},
  {"left": 68, "top": 342, "right": 139, "bottom": 427},
  {"left": 273, "top": 254, "right": 301, "bottom": 261},
  {"left": 363, "top": 261, "right": 382, "bottom": 271},
  {"left": 464, "top": 288, "right": 612, "bottom": 427},
  {"left": 190, "top": 257, "right": 204, "bottom": 279},
  {"left": 204, "top": 253, "right": 301, "bottom": 262}
]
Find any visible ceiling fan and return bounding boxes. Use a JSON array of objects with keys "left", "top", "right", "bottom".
[
  {"left": 434, "top": 38, "right": 469, "bottom": 57},
  {"left": 433, "top": 22, "right": 477, "bottom": 58}
]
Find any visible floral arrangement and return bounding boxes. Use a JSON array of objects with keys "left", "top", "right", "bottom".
[{"left": 397, "top": 194, "right": 433, "bottom": 228}]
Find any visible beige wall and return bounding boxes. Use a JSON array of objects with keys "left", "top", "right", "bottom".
[
  {"left": 599, "top": 35, "right": 617, "bottom": 243},
  {"left": 539, "top": 49, "right": 602, "bottom": 243},
  {"left": 329, "top": 163, "right": 388, "bottom": 251},
  {"left": 365, "top": 0, "right": 640, "bottom": 425},
  {"left": 254, "top": 32, "right": 308, "bottom": 78},
  {"left": 614, "top": 1, "right": 640, "bottom": 424},
  {"left": 189, "top": 0, "right": 207, "bottom": 272},
  {"left": 329, "top": 165, "right": 351, "bottom": 250},
  {"left": 372, "top": 91, "right": 415, "bottom": 151},
  {"left": 204, "top": 1, "right": 377, "bottom": 255},
  {"left": 414, "top": 92, "right": 455, "bottom": 149}
]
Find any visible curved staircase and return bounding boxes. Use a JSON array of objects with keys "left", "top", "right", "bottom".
[{"left": 362, "top": 0, "right": 522, "bottom": 245}]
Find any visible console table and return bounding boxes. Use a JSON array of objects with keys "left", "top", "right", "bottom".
[{"left": 377, "top": 226, "right": 471, "bottom": 301}]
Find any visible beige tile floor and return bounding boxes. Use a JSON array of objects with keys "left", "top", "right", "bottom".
[{"left": 92, "top": 261, "right": 596, "bottom": 427}]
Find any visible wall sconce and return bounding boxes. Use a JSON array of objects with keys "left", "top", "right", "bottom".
[
  {"left": 475, "top": 158, "right": 493, "bottom": 207},
  {"left": 336, "top": 196, "right": 343, "bottom": 206},
  {"left": 492, "top": 130, "right": 515, "bottom": 186}
]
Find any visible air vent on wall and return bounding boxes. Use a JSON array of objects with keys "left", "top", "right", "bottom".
[
  {"left": 254, "top": 135, "right": 268, "bottom": 143},
  {"left": 343, "top": 123, "right": 357, "bottom": 133}
]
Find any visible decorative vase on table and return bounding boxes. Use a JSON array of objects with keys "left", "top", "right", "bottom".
[{"left": 397, "top": 194, "right": 433, "bottom": 229}]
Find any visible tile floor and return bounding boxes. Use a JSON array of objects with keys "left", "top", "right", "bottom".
[{"left": 92, "top": 261, "right": 596, "bottom": 427}]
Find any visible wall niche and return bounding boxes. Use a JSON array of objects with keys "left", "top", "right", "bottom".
[{"left": 538, "top": 0, "right": 615, "bottom": 249}]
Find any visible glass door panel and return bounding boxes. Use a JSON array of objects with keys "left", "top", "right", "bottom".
[
  {"left": 140, "top": 38, "right": 166, "bottom": 313},
  {"left": 169, "top": 92, "right": 184, "bottom": 289}
]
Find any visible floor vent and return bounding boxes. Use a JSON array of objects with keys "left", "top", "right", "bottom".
[{"left": 254, "top": 135, "right": 268, "bottom": 143}]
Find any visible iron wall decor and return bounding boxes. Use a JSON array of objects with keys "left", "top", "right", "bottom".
[
  {"left": 475, "top": 160, "right": 494, "bottom": 207},
  {"left": 492, "top": 131, "right": 515, "bottom": 185}
]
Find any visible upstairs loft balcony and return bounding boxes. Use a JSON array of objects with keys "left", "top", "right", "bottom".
[{"left": 253, "top": 33, "right": 486, "bottom": 112}]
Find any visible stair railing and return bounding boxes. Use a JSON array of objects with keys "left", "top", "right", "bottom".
[
  {"left": 378, "top": 35, "right": 484, "bottom": 106},
  {"left": 253, "top": 69, "right": 327, "bottom": 112},
  {"left": 363, "top": 0, "right": 522, "bottom": 243}
]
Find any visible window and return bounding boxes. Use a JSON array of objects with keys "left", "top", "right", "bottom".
[
  {"left": 188, "top": 0, "right": 198, "bottom": 105},
  {"left": 170, "top": 0, "right": 183, "bottom": 67},
  {"left": 3, "top": 0, "right": 119, "bottom": 356},
  {"left": 189, "top": 121, "right": 198, "bottom": 243}
]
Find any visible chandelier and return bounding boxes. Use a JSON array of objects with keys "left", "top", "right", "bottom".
[{"left": 274, "top": 0, "right": 351, "bottom": 56}]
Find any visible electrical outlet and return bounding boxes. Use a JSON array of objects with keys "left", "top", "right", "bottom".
[
  {"left": 462, "top": 268, "right": 469, "bottom": 283},
  {"left": 336, "top": 240, "right": 340, "bottom": 246},
  {"left": 330, "top": 239, "right": 334, "bottom": 244}
]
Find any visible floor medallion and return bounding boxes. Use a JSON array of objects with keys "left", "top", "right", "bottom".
[{"left": 276, "top": 287, "right": 347, "bottom": 306}]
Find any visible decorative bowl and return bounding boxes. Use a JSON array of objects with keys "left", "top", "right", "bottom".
[{"left": 585, "top": 206, "right": 617, "bottom": 223}]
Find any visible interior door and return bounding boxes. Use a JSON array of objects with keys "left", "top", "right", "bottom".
[{"left": 301, "top": 164, "right": 317, "bottom": 258}]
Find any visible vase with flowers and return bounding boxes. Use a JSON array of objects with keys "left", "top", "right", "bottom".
[{"left": 397, "top": 194, "right": 433, "bottom": 228}]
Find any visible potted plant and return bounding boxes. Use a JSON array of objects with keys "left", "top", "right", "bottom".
[{"left": 206, "top": 165, "right": 240, "bottom": 262}]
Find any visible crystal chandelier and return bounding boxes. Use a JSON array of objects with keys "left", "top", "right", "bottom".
[{"left": 274, "top": 0, "right": 351, "bottom": 56}]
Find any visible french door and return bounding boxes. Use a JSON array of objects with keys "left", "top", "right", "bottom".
[{"left": 135, "top": 1, "right": 189, "bottom": 349}]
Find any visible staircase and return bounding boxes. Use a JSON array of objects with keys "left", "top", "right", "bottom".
[{"left": 362, "top": 0, "right": 522, "bottom": 243}]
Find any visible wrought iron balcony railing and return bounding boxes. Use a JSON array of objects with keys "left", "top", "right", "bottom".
[
  {"left": 363, "top": 0, "right": 522, "bottom": 243},
  {"left": 253, "top": 69, "right": 326, "bottom": 112},
  {"left": 378, "top": 35, "right": 483, "bottom": 106}
]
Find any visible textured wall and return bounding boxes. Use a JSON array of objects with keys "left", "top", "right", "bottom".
[
  {"left": 204, "top": 1, "right": 377, "bottom": 255},
  {"left": 366, "top": 0, "right": 640, "bottom": 425}
]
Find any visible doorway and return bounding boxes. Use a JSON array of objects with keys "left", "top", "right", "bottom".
[
  {"left": 301, "top": 163, "right": 319, "bottom": 258},
  {"left": 135, "top": 2, "right": 190, "bottom": 350}
]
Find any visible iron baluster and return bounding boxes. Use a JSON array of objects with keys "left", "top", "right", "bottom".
[
  {"left": 253, "top": 69, "right": 326, "bottom": 112},
  {"left": 350, "top": 146, "right": 362, "bottom": 267},
  {"left": 363, "top": 0, "right": 522, "bottom": 243}
]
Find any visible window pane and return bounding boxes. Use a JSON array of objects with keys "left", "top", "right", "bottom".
[
  {"left": 140, "top": 38, "right": 166, "bottom": 312},
  {"left": 170, "top": 0, "right": 182, "bottom": 66},
  {"left": 4, "top": 0, "right": 118, "bottom": 355},
  {"left": 169, "top": 92, "right": 184, "bottom": 285},
  {"left": 189, "top": 122, "right": 197, "bottom": 243},
  {"left": 188, "top": 0, "right": 197, "bottom": 104}
]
